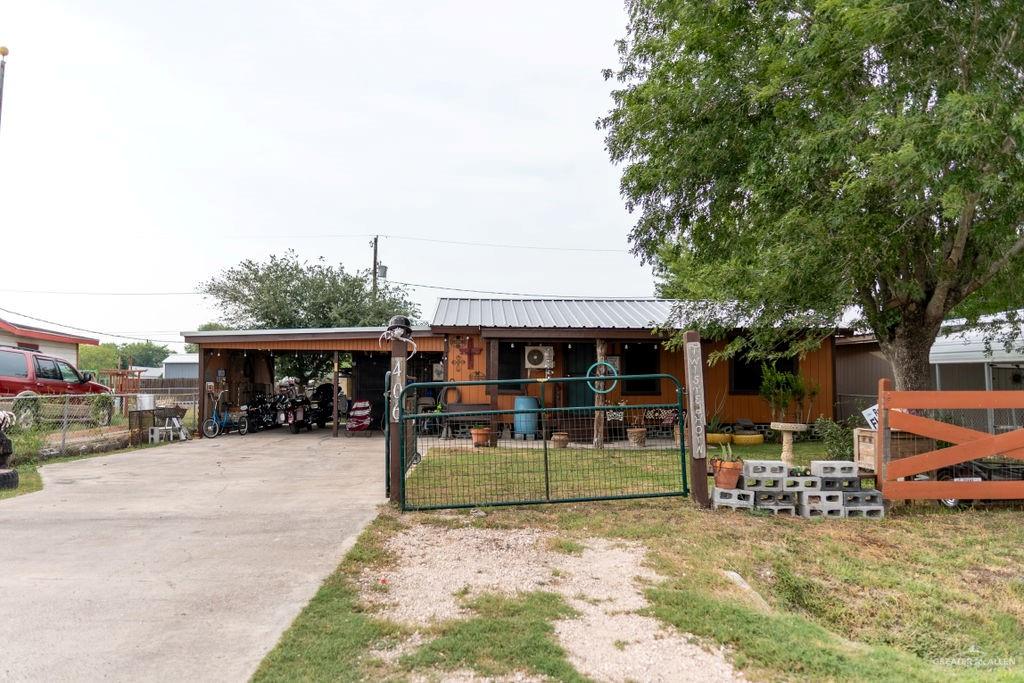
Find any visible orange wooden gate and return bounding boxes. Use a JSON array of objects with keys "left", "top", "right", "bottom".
[{"left": 877, "top": 378, "right": 1024, "bottom": 500}]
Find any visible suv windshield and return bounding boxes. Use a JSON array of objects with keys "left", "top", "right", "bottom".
[{"left": 0, "top": 350, "right": 28, "bottom": 377}]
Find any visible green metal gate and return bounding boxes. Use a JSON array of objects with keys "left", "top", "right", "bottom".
[{"left": 398, "top": 374, "right": 688, "bottom": 511}]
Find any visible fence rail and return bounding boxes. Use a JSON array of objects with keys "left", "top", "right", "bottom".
[
  {"left": 398, "top": 374, "right": 688, "bottom": 511},
  {"left": 877, "top": 379, "right": 1024, "bottom": 501},
  {"left": 0, "top": 392, "right": 198, "bottom": 462}
]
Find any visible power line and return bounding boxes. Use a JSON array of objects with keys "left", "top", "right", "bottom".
[
  {"left": 236, "top": 231, "right": 631, "bottom": 254},
  {"left": 0, "top": 288, "right": 197, "bottom": 296},
  {"left": 0, "top": 305, "right": 184, "bottom": 344},
  {"left": 389, "top": 280, "right": 652, "bottom": 299}
]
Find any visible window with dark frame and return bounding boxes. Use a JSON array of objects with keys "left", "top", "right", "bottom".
[
  {"left": 729, "top": 355, "right": 799, "bottom": 394},
  {"left": 621, "top": 343, "right": 660, "bottom": 394},
  {"left": 0, "top": 350, "right": 29, "bottom": 378},
  {"left": 34, "top": 357, "right": 62, "bottom": 381},
  {"left": 497, "top": 342, "right": 524, "bottom": 391}
]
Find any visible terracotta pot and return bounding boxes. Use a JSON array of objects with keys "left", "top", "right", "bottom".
[
  {"left": 627, "top": 427, "right": 647, "bottom": 447},
  {"left": 551, "top": 432, "right": 569, "bottom": 449},
  {"left": 470, "top": 427, "right": 496, "bottom": 447},
  {"left": 711, "top": 459, "right": 744, "bottom": 489},
  {"left": 707, "top": 432, "right": 733, "bottom": 445}
]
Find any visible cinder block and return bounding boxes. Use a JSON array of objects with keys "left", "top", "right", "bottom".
[
  {"left": 845, "top": 505, "right": 885, "bottom": 519},
  {"left": 757, "top": 505, "right": 797, "bottom": 516},
  {"left": 714, "top": 502, "right": 753, "bottom": 512},
  {"left": 741, "top": 477, "right": 784, "bottom": 492},
  {"left": 810, "top": 460, "right": 857, "bottom": 477},
  {"left": 821, "top": 477, "right": 860, "bottom": 491},
  {"left": 783, "top": 476, "right": 821, "bottom": 491},
  {"left": 843, "top": 490, "right": 883, "bottom": 506},
  {"left": 713, "top": 488, "right": 754, "bottom": 506},
  {"left": 754, "top": 491, "right": 797, "bottom": 506},
  {"left": 800, "top": 491, "right": 842, "bottom": 506},
  {"left": 800, "top": 505, "right": 846, "bottom": 519},
  {"left": 743, "top": 460, "right": 787, "bottom": 478}
]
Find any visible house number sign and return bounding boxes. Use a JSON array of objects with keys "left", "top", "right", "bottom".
[{"left": 685, "top": 340, "right": 707, "bottom": 461}]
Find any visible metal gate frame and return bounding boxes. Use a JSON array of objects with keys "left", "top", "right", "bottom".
[{"left": 397, "top": 373, "right": 688, "bottom": 511}]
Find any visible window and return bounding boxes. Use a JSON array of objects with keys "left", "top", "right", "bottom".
[
  {"left": 0, "top": 350, "right": 28, "bottom": 378},
  {"left": 34, "top": 357, "right": 61, "bottom": 381},
  {"left": 57, "top": 361, "right": 81, "bottom": 382},
  {"left": 729, "top": 355, "right": 798, "bottom": 394},
  {"left": 17, "top": 342, "right": 39, "bottom": 351},
  {"left": 497, "top": 342, "right": 524, "bottom": 391},
  {"left": 622, "top": 343, "right": 660, "bottom": 394}
]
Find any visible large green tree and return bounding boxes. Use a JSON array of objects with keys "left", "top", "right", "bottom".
[
  {"left": 118, "top": 341, "right": 172, "bottom": 369},
  {"left": 78, "top": 343, "right": 121, "bottom": 373},
  {"left": 200, "top": 251, "right": 418, "bottom": 383},
  {"left": 602, "top": 0, "right": 1024, "bottom": 390}
]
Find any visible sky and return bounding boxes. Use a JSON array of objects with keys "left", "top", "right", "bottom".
[{"left": 0, "top": 1, "right": 655, "bottom": 352}]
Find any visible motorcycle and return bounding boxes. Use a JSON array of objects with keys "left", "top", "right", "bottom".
[{"left": 275, "top": 381, "right": 312, "bottom": 434}]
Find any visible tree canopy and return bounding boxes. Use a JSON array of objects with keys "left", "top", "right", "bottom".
[
  {"left": 601, "top": 0, "right": 1024, "bottom": 389},
  {"left": 78, "top": 341, "right": 170, "bottom": 372},
  {"left": 200, "top": 251, "right": 419, "bottom": 383},
  {"left": 184, "top": 322, "right": 233, "bottom": 353}
]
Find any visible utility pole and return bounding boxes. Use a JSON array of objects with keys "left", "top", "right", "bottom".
[
  {"left": 371, "top": 235, "right": 379, "bottom": 298},
  {"left": 0, "top": 47, "right": 9, "bottom": 134}
]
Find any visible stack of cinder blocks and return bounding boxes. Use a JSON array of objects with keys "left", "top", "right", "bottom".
[{"left": 711, "top": 459, "right": 885, "bottom": 519}]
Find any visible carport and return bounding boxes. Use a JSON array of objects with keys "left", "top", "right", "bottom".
[{"left": 181, "top": 326, "right": 443, "bottom": 434}]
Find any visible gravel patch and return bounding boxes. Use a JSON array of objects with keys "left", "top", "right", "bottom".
[{"left": 362, "top": 524, "right": 741, "bottom": 682}]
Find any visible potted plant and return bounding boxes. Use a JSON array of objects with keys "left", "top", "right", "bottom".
[
  {"left": 710, "top": 443, "right": 743, "bottom": 489},
  {"left": 626, "top": 413, "right": 647, "bottom": 447},
  {"left": 759, "top": 365, "right": 817, "bottom": 465},
  {"left": 551, "top": 431, "right": 569, "bottom": 448},
  {"left": 470, "top": 424, "right": 497, "bottom": 447},
  {"left": 706, "top": 413, "right": 732, "bottom": 445}
]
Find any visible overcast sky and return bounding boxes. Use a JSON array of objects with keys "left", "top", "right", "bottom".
[{"left": 1, "top": 1, "right": 654, "bottom": 351}]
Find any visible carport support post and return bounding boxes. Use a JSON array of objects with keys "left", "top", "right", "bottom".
[
  {"left": 684, "top": 330, "right": 710, "bottom": 508},
  {"left": 332, "top": 351, "right": 340, "bottom": 438},
  {"left": 388, "top": 338, "right": 408, "bottom": 503}
]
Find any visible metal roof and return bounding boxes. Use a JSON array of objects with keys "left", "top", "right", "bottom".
[
  {"left": 430, "top": 298, "right": 676, "bottom": 330},
  {"left": 163, "top": 353, "right": 199, "bottom": 364},
  {"left": 180, "top": 325, "right": 433, "bottom": 343}
]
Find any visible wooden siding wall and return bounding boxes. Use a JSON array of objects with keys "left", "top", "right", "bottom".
[
  {"left": 443, "top": 334, "right": 834, "bottom": 422},
  {"left": 701, "top": 339, "right": 835, "bottom": 423},
  {"left": 835, "top": 342, "right": 894, "bottom": 396}
]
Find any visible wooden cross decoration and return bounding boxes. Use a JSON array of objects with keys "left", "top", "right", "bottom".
[{"left": 459, "top": 336, "right": 483, "bottom": 370}]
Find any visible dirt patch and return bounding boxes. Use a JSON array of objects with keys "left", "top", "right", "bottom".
[{"left": 362, "top": 525, "right": 741, "bottom": 682}]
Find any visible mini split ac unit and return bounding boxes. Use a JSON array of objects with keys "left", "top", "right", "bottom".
[{"left": 524, "top": 345, "right": 555, "bottom": 370}]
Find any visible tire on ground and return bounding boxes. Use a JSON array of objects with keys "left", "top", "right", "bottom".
[{"left": 0, "top": 468, "right": 19, "bottom": 490}]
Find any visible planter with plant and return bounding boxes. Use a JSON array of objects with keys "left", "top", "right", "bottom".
[
  {"left": 626, "top": 413, "right": 647, "bottom": 447},
  {"left": 470, "top": 424, "right": 497, "bottom": 447},
  {"left": 705, "top": 394, "right": 731, "bottom": 444},
  {"left": 710, "top": 442, "right": 743, "bottom": 489},
  {"left": 759, "top": 365, "right": 820, "bottom": 465}
]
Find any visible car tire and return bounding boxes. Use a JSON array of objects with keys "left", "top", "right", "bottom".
[
  {"left": 937, "top": 474, "right": 974, "bottom": 510},
  {"left": 0, "top": 468, "right": 18, "bottom": 490}
]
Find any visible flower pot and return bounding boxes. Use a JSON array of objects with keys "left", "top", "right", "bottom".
[
  {"left": 470, "top": 427, "right": 496, "bottom": 447},
  {"left": 732, "top": 433, "right": 764, "bottom": 446},
  {"left": 706, "top": 432, "right": 732, "bottom": 445},
  {"left": 627, "top": 427, "right": 647, "bottom": 447},
  {"left": 711, "top": 459, "right": 744, "bottom": 489},
  {"left": 551, "top": 432, "right": 569, "bottom": 449}
]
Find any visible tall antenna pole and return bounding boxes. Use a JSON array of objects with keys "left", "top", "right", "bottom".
[
  {"left": 371, "top": 235, "right": 379, "bottom": 298},
  {"left": 0, "top": 47, "right": 8, "bottom": 134}
]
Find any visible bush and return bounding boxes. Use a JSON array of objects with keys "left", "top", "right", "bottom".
[{"left": 813, "top": 416, "right": 855, "bottom": 461}]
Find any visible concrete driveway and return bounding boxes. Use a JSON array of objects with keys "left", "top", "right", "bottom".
[{"left": 0, "top": 431, "right": 384, "bottom": 682}]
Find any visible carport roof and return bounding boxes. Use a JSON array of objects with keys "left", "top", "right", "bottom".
[{"left": 181, "top": 325, "right": 434, "bottom": 344}]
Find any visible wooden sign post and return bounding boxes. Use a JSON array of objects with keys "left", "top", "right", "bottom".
[
  {"left": 388, "top": 338, "right": 408, "bottom": 503},
  {"left": 684, "top": 330, "right": 710, "bottom": 508}
]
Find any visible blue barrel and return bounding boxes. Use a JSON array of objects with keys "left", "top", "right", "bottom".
[{"left": 514, "top": 396, "right": 539, "bottom": 437}]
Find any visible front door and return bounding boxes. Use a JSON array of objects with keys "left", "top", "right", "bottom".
[{"left": 563, "top": 343, "right": 596, "bottom": 407}]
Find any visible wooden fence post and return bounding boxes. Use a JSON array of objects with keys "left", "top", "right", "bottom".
[
  {"left": 684, "top": 330, "right": 710, "bottom": 508},
  {"left": 876, "top": 378, "right": 890, "bottom": 493}
]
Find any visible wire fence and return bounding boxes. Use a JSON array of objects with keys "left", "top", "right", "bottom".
[
  {"left": 0, "top": 392, "right": 198, "bottom": 464},
  {"left": 398, "top": 375, "right": 688, "bottom": 511}
]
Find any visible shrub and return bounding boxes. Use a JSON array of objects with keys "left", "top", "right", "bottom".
[{"left": 813, "top": 416, "right": 855, "bottom": 461}]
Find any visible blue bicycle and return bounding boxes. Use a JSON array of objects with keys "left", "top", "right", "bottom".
[{"left": 202, "top": 389, "right": 249, "bottom": 438}]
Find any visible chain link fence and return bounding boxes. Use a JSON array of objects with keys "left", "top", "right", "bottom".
[{"left": 1, "top": 392, "right": 198, "bottom": 464}]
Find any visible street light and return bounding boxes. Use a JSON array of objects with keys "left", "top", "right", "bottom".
[{"left": 0, "top": 47, "right": 8, "bottom": 134}]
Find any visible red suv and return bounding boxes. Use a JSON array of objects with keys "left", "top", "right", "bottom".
[{"left": 0, "top": 346, "right": 113, "bottom": 427}]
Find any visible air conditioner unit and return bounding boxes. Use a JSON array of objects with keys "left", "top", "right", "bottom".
[{"left": 524, "top": 345, "right": 555, "bottom": 370}]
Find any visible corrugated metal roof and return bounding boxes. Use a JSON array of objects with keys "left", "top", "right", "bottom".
[
  {"left": 431, "top": 298, "right": 676, "bottom": 330},
  {"left": 163, "top": 353, "right": 199, "bottom": 364}
]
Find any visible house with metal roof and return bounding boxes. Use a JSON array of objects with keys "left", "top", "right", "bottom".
[
  {"left": 0, "top": 316, "right": 98, "bottom": 365},
  {"left": 183, "top": 297, "right": 838, "bottom": 429}
]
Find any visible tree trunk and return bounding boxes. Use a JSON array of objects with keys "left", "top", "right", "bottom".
[{"left": 879, "top": 324, "right": 940, "bottom": 391}]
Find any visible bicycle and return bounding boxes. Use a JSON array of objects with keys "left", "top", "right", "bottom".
[{"left": 202, "top": 389, "right": 249, "bottom": 438}]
